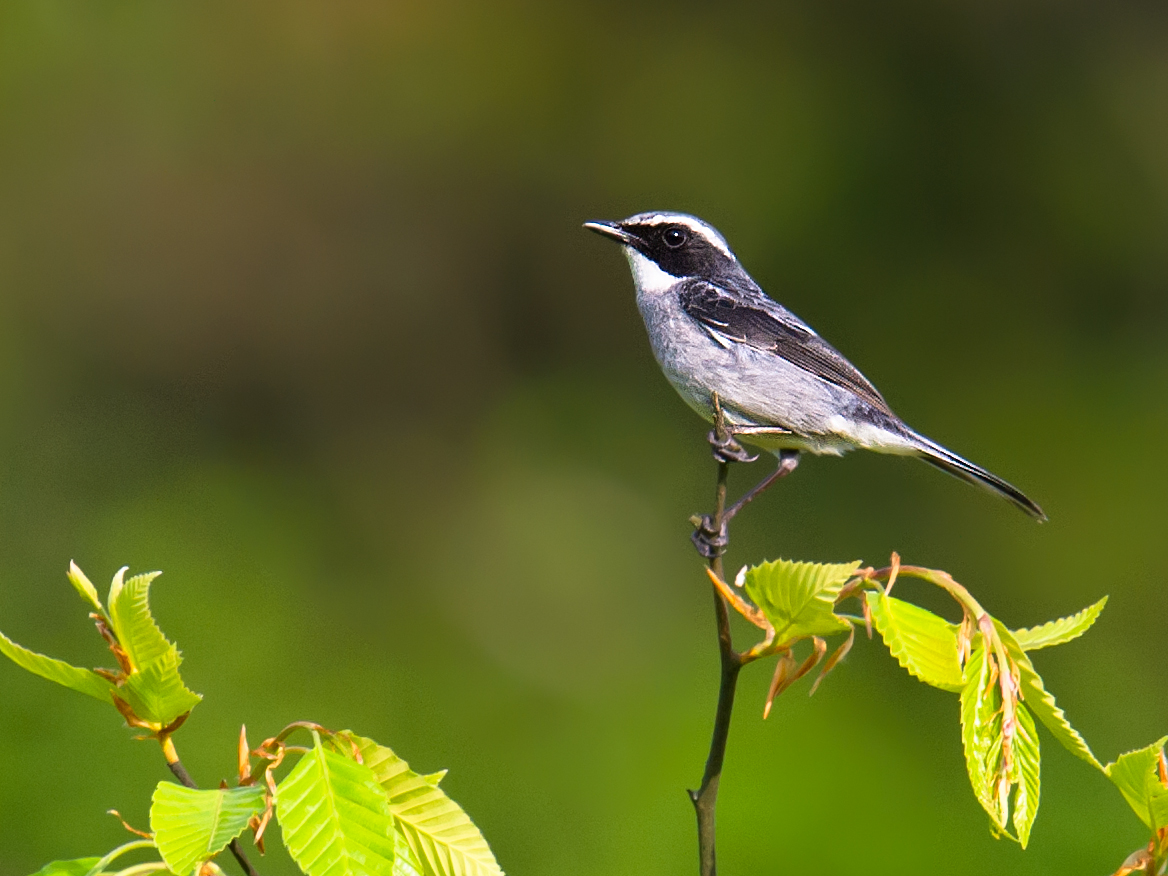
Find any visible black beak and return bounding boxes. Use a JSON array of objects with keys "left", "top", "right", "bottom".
[{"left": 583, "top": 220, "right": 638, "bottom": 246}]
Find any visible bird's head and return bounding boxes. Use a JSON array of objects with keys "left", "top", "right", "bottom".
[{"left": 584, "top": 212, "right": 746, "bottom": 288}]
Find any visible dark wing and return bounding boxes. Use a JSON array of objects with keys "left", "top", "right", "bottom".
[{"left": 678, "top": 280, "right": 894, "bottom": 416}]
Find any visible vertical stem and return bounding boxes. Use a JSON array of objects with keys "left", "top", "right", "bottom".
[
  {"left": 689, "top": 455, "right": 744, "bottom": 876},
  {"left": 710, "top": 458, "right": 730, "bottom": 584}
]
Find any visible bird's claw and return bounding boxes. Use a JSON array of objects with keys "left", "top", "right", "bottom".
[
  {"left": 691, "top": 515, "right": 729, "bottom": 559},
  {"left": 707, "top": 429, "right": 759, "bottom": 464}
]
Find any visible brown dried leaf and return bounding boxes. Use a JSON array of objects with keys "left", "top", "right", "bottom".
[
  {"left": 238, "top": 725, "right": 252, "bottom": 785},
  {"left": 809, "top": 626, "right": 855, "bottom": 696},
  {"left": 705, "top": 567, "right": 769, "bottom": 630},
  {"left": 884, "top": 552, "right": 901, "bottom": 596},
  {"left": 763, "top": 638, "right": 827, "bottom": 717}
]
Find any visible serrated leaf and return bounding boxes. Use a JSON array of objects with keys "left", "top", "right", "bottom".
[
  {"left": 67, "top": 562, "right": 103, "bottom": 612},
  {"left": 28, "top": 859, "right": 105, "bottom": 876},
  {"left": 150, "top": 782, "right": 266, "bottom": 876},
  {"left": 394, "top": 831, "right": 425, "bottom": 876},
  {"left": 1012, "top": 597, "right": 1107, "bottom": 652},
  {"left": 1013, "top": 703, "right": 1041, "bottom": 848},
  {"left": 1105, "top": 737, "right": 1168, "bottom": 832},
  {"left": 994, "top": 621, "right": 1101, "bottom": 769},
  {"left": 0, "top": 629, "right": 115, "bottom": 703},
  {"left": 118, "top": 650, "right": 201, "bottom": 727},
  {"left": 276, "top": 734, "right": 398, "bottom": 876},
  {"left": 107, "top": 569, "right": 171, "bottom": 671},
  {"left": 866, "top": 591, "right": 963, "bottom": 691},
  {"left": 742, "top": 559, "right": 860, "bottom": 642},
  {"left": 347, "top": 734, "right": 504, "bottom": 876},
  {"left": 960, "top": 641, "right": 1007, "bottom": 835}
]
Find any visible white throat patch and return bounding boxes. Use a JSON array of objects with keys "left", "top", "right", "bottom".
[{"left": 624, "top": 248, "right": 679, "bottom": 296}]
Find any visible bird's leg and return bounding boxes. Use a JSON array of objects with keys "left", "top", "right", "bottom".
[
  {"left": 691, "top": 397, "right": 739, "bottom": 558},
  {"left": 692, "top": 399, "right": 793, "bottom": 557},
  {"left": 691, "top": 447, "right": 801, "bottom": 557},
  {"left": 691, "top": 424, "right": 734, "bottom": 558},
  {"left": 723, "top": 450, "right": 800, "bottom": 526}
]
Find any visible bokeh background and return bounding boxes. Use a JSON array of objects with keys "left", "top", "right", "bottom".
[{"left": 2, "top": 1, "right": 1167, "bottom": 873}]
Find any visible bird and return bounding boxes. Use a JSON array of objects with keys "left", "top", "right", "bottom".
[{"left": 584, "top": 211, "right": 1045, "bottom": 522}]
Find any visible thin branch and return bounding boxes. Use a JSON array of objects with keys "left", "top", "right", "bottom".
[
  {"left": 687, "top": 400, "right": 802, "bottom": 875},
  {"left": 688, "top": 397, "right": 748, "bottom": 876},
  {"left": 689, "top": 450, "right": 741, "bottom": 876}
]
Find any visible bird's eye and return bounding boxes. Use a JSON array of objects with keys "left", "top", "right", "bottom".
[{"left": 663, "top": 227, "right": 687, "bottom": 249}]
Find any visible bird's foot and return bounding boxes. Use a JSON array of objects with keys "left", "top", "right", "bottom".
[
  {"left": 690, "top": 514, "right": 729, "bottom": 559},
  {"left": 707, "top": 428, "right": 759, "bottom": 465}
]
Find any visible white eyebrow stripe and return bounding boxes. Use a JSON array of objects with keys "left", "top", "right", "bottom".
[{"left": 625, "top": 212, "right": 734, "bottom": 259}]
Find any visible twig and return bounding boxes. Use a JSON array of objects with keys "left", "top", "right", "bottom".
[
  {"left": 161, "top": 735, "right": 261, "bottom": 876},
  {"left": 686, "top": 399, "right": 803, "bottom": 874},
  {"left": 688, "top": 399, "right": 746, "bottom": 876}
]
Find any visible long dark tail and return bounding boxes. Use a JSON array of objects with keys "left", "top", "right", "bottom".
[{"left": 909, "top": 431, "right": 1047, "bottom": 521}]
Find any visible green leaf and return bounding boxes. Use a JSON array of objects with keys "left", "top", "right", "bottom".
[
  {"left": 994, "top": 621, "right": 1101, "bottom": 769},
  {"left": 742, "top": 559, "right": 860, "bottom": 642},
  {"left": 346, "top": 734, "right": 504, "bottom": 876},
  {"left": 1105, "top": 737, "right": 1168, "bottom": 832},
  {"left": 961, "top": 632, "right": 1046, "bottom": 846},
  {"left": 28, "top": 859, "right": 105, "bottom": 876},
  {"left": 107, "top": 568, "right": 172, "bottom": 671},
  {"left": 99, "top": 567, "right": 201, "bottom": 726},
  {"left": 865, "top": 591, "right": 963, "bottom": 692},
  {"left": 394, "top": 831, "right": 425, "bottom": 876},
  {"left": 67, "top": 562, "right": 104, "bottom": 613},
  {"left": 1013, "top": 704, "right": 1041, "bottom": 848},
  {"left": 1012, "top": 597, "right": 1107, "bottom": 652},
  {"left": 276, "top": 733, "right": 398, "bottom": 876},
  {"left": 0, "top": 629, "right": 114, "bottom": 703},
  {"left": 960, "top": 640, "right": 1007, "bottom": 835},
  {"left": 117, "top": 650, "right": 201, "bottom": 727},
  {"left": 150, "top": 782, "right": 266, "bottom": 876}
]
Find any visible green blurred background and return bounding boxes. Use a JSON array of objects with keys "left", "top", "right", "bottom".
[{"left": 1, "top": 1, "right": 1166, "bottom": 873}]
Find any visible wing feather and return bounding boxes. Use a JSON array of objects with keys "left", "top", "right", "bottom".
[{"left": 678, "top": 280, "right": 893, "bottom": 416}]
